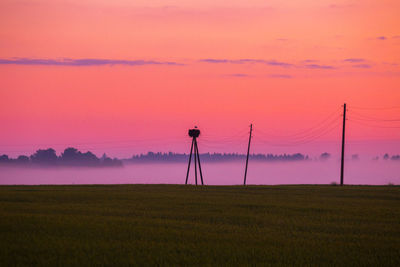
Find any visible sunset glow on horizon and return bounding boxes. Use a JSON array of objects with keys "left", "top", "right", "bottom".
[{"left": 1, "top": 0, "right": 399, "bottom": 158}]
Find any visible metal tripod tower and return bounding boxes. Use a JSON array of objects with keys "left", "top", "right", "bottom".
[{"left": 185, "top": 127, "right": 204, "bottom": 185}]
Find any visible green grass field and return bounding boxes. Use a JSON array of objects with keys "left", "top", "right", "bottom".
[{"left": 1, "top": 185, "right": 399, "bottom": 266}]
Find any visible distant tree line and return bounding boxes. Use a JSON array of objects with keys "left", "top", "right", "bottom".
[
  {"left": 2, "top": 150, "right": 399, "bottom": 167},
  {"left": 0, "top": 148, "right": 122, "bottom": 167},
  {"left": 318, "top": 152, "right": 400, "bottom": 161},
  {"left": 126, "top": 152, "right": 400, "bottom": 163},
  {"left": 383, "top": 153, "right": 400, "bottom": 161},
  {"left": 126, "top": 152, "right": 309, "bottom": 163}
]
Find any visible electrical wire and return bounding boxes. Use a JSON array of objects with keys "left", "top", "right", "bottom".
[
  {"left": 254, "top": 107, "right": 341, "bottom": 139},
  {"left": 3, "top": 105, "right": 398, "bottom": 154},
  {"left": 253, "top": 120, "right": 341, "bottom": 146},
  {"left": 348, "top": 119, "right": 400, "bottom": 129},
  {"left": 201, "top": 129, "right": 249, "bottom": 143},
  {"left": 350, "top": 106, "right": 400, "bottom": 110},
  {"left": 348, "top": 111, "right": 400, "bottom": 122},
  {"left": 253, "top": 116, "right": 341, "bottom": 142}
]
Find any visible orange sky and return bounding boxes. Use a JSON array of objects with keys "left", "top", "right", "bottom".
[{"left": 0, "top": 0, "right": 399, "bottom": 157}]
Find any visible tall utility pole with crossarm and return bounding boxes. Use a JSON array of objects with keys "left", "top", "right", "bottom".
[{"left": 340, "top": 103, "right": 347, "bottom": 186}]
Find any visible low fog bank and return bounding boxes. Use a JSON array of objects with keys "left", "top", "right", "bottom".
[{"left": 0, "top": 159, "right": 399, "bottom": 186}]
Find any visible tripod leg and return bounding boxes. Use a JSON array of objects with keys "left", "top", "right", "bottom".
[
  {"left": 194, "top": 139, "right": 198, "bottom": 185},
  {"left": 195, "top": 140, "right": 204, "bottom": 185},
  {"left": 185, "top": 138, "right": 194, "bottom": 185}
]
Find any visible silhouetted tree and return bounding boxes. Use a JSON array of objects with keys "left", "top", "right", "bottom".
[
  {"left": 103, "top": 157, "right": 113, "bottom": 166},
  {"left": 1, "top": 148, "right": 122, "bottom": 167},
  {"left": 391, "top": 155, "right": 400, "bottom": 161},
  {"left": 60, "top": 147, "right": 100, "bottom": 166},
  {"left": 81, "top": 151, "right": 100, "bottom": 166},
  {"left": 0, "top": 154, "right": 9, "bottom": 163},
  {"left": 30, "top": 148, "right": 58, "bottom": 165},
  {"left": 61, "top": 147, "right": 81, "bottom": 162},
  {"left": 319, "top": 152, "right": 331, "bottom": 161},
  {"left": 383, "top": 153, "right": 390, "bottom": 160},
  {"left": 16, "top": 155, "right": 30, "bottom": 164}
]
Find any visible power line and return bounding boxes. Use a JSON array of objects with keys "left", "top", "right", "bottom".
[
  {"left": 348, "top": 111, "right": 400, "bottom": 122},
  {"left": 201, "top": 130, "right": 249, "bottom": 142},
  {"left": 348, "top": 119, "right": 400, "bottom": 129},
  {"left": 253, "top": 120, "right": 341, "bottom": 146},
  {"left": 253, "top": 116, "right": 341, "bottom": 143},
  {"left": 2, "top": 105, "right": 398, "bottom": 157},
  {"left": 351, "top": 106, "right": 400, "bottom": 110},
  {"left": 255, "top": 108, "right": 341, "bottom": 138}
]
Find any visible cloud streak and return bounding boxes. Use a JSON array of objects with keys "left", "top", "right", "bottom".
[
  {"left": 304, "top": 64, "right": 335, "bottom": 69},
  {"left": 3, "top": 57, "right": 373, "bottom": 71},
  {"left": 199, "top": 58, "right": 293, "bottom": 67},
  {"left": 343, "top": 58, "right": 365, "bottom": 63},
  {"left": 0, "top": 58, "right": 183, "bottom": 66},
  {"left": 352, "top": 64, "right": 371, "bottom": 68},
  {"left": 226, "top": 73, "right": 251, "bottom": 77},
  {"left": 201, "top": 58, "right": 339, "bottom": 70},
  {"left": 268, "top": 74, "right": 293, "bottom": 79}
]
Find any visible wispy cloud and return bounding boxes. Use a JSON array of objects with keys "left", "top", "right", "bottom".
[
  {"left": 268, "top": 74, "right": 293, "bottom": 79},
  {"left": 329, "top": 4, "right": 355, "bottom": 9},
  {"left": 200, "top": 58, "right": 340, "bottom": 70},
  {"left": 376, "top": 36, "right": 387, "bottom": 40},
  {"left": 383, "top": 62, "right": 399, "bottom": 66},
  {"left": 352, "top": 64, "right": 371, "bottom": 68},
  {"left": 343, "top": 58, "right": 365, "bottom": 63},
  {"left": 0, "top": 58, "right": 183, "bottom": 66},
  {"left": 304, "top": 64, "right": 335, "bottom": 69},
  {"left": 225, "top": 73, "right": 251, "bottom": 78},
  {"left": 199, "top": 58, "right": 293, "bottom": 67},
  {"left": 200, "top": 59, "right": 229, "bottom": 64},
  {"left": 266, "top": 60, "right": 293, "bottom": 67}
]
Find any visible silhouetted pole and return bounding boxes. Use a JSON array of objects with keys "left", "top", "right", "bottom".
[
  {"left": 194, "top": 137, "right": 198, "bottom": 185},
  {"left": 340, "top": 103, "right": 347, "bottom": 186},
  {"left": 185, "top": 138, "right": 194, "bottom": 185},
  {"left": 243, "top": 124, "right": 253, "bottom": 185},
  {"left": 195, "top": 140, "right": 204, "bottom": 185}
]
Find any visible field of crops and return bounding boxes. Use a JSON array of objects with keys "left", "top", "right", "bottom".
[{"left": 0, "top": 185, "right": 399, "bottom": 266}]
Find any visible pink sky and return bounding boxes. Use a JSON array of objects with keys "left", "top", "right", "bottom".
[{"left": 0, "top": 0, "right": 399, "bottom": 158}]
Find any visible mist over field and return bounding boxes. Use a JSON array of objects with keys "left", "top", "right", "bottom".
[{"left": 1, "top": 159, "right": 399, "bottom": 185}]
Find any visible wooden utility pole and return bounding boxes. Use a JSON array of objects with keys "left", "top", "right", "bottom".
[
  {"left": 243, "top": 124, "right": 253, "bottom": 185},
  {"left": 340, "top": 103, "right": 346, "bottom": 186}
]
